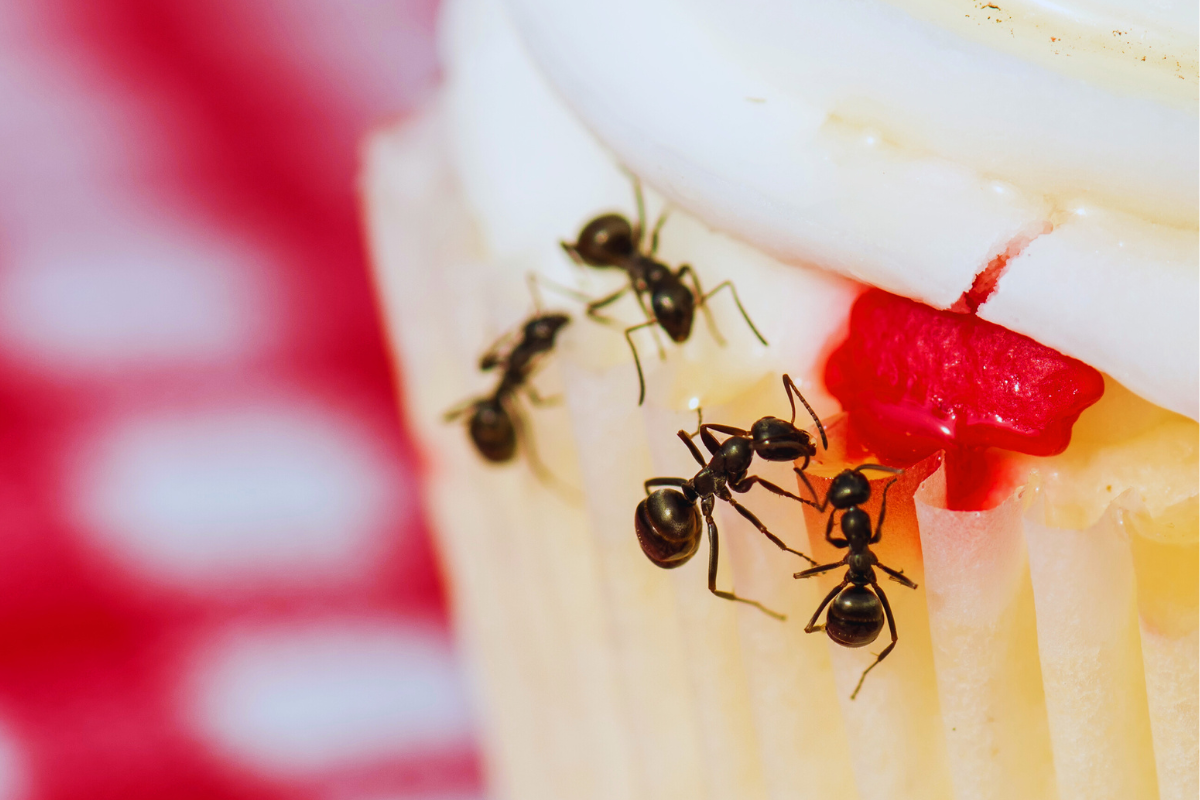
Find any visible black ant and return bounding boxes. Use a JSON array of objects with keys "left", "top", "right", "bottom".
[
  {"left": 695, "top": 374, "right": 829, "bottom": 473},
  {"left": 636, "top": 403, "right": 822, "bottom": 620},
  {"left": 793, "top": 466, "right": 917, "bottom": 700},
  {"left": 444, "top": 277, "right": 571, "bottom": 484},
  {"left": 559, "top": 179, "right": 768, "bottom": 404}
]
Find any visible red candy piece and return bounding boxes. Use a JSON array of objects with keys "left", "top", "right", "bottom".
[{"left": 825, "top": 289, "right": 1104, "bottom": 465}]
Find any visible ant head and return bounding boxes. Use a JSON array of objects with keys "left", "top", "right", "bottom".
[
  {"left": 635, "top": 489, "right": 702, "bottom": 568},
  {"left": 563, "top": 214, "right": 636, "bottom": 266},
  {"left": 828, "top": 469, "right": 871, "bottom": 509},
  {"left": 468, "top": 400, "right": 516, "bottom": 463},
  {"left": 750, "top": 417, "right": 818, "bottom": 463},
  {"left": 650, "top": 282, "right": 695, "bottom": 342},
  {"left": 523, "top": 313, "right": 570, "bottom": 348}
]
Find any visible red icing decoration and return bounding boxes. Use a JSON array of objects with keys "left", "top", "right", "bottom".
[{"left": 825, "top": 289, "right": 1104, "bottom": 509}]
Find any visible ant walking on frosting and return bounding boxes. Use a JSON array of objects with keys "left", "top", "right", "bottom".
[
  {"left": 634, "top": 374, "right": 829, "bottom": 618},
  {"left": 555, "top": 177, "right": 768, "bottom": 404},
  {"left": 444, "top": 276, "right": 572, "bottom": 493},
  {"left": 793, "top": 465, "right": 917, "bottom": 699}
]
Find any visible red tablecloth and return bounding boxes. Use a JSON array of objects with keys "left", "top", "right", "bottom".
[{"left": 0, "top": 2, "right": 480, "bottom": 798}]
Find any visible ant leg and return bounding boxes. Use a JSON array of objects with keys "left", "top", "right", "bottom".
[
  {"left": 851, "top": 584, "right": 899, "bottom": 700},
  {"left": 649, "top": 209, "right": 670, "bottom": 256},
  {"left": 586, "top": 285, "right": 632, "bottom": 326},
  {"left": 870, "top": 477, "right": 900, "bottom": 544},
  {"left": 560, "top": 241, "right": 586, "bottom": 266},
  {"left": 624, "top": 319, "right": 658, "bottom": 405},
  {"left": 794, "top": 561, "right": 845, "bottom": 580},
  {"left": 703, "top": 497, "right": 786, "bottom": 620},
  {"left": 675, "top": 430, "right": 708, "bottom": 467},
  {"left": 731, "top": 475, "right": 814, "bottom": 506},
  {"left": 677, "top": 265, "right": 724, "bottom": 346},
  {"left": 443, "top": 397, "right": 480, "bottom": 423},
  {"left": 782, "top": 374, "right": 828, "bottom": 450},
  {"left": 531, "top": 271, "right": 596, "bottom": 305},
  {"left": 699, "top": 423, "right": 749, "bottom": 438},
  {"left": 684, "top": 407, "right": 704, "bottom": 438},
  {"left": 631, "top": 290, "right": 667, "bottom": 359},
  {"left": 507, "top": 397, "right": 580, "bottom": 502},
  {"left": 524, "top": 385, "right": 563, "bottom": 407},
  {"left": 693, "top": 422, "right": 744, "bottom": 455},
  {"left": 644, "top": 477, "right": 689, "bottom": 495},
  {"left": 805, "top": 580, "right": 848, "bottom": 633},
  {"left": 701, "top": 280, "right": 769, "bottom": 346},
  {"left": 795, "top": 469, "right": 827, "bottom": 510},
  {"left": 825, "top": 510, "right": 849, "bottom": 548},
  {"left": 698, "top": 425, "right": 723, "bottom": 456},
  {"left": 876, "top": 562, "right": 918, "bottom": 590},
  {"left": 478, "top": 325, "right": 522, "bottom": 372},
  {"left": 528, "top": 271, "right": 630, "bottom": 326},
  {"left": 722, "top": 494, "right": 817, "bottom": 565}
]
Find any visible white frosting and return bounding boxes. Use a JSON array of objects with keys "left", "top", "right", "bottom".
[
  {"left": 981, "top": 205, "right": 1199, "bottom": 419},
  {"left": 505, "top": 0, "right": 1197, "bottom": 226},
  {"left": 444, "top": 0, "right": 1198, "bottom": 419}
]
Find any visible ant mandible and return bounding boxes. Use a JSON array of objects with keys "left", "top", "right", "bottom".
[
  {"left": 444, "top": 276, "right": 571, "bottom": 484},
  {"left": 793, "top": 466, "right": 917, "bottom": 700},
  {"left": 636, "top": 409, "right": 820, "bottom": 620},
  {"left": 560, "top": 178, "right": 768, "bottom": 404}
]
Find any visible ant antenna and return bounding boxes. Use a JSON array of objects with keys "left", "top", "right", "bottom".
[
  {"left": 630, "top": 174, "right": 647, "bottom": 249},
  {"left": 507, "top": 395, "right": 582, "bottom": 504},
  {"left": 526, "top": 271, "right": 545, "bottom": 313},
  {"left": 649, "top": 209, "right": 670, "bottom": 256},
  {"left": 782, "top": 374, "right": 828, "bottom": 450},
  {"left": 856, "top": 464, "right": 905, "bottom": 475}
]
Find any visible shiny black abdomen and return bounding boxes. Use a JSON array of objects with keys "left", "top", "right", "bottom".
[
  {"left": 825, "top": 586, "right": 884, "bottom": 647},
  {"left": 572, "top": 214, "right": 636, "bottom": 266},
  {"left": 635, "top": 489, "right": 702, "bottom": 568},
  {"left": 469, "top": 401, "right": 517, "bottom": 462}
]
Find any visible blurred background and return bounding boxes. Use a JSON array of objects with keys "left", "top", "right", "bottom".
[{"left": 0, "top": 1, "right": 484, "bottom": 798}]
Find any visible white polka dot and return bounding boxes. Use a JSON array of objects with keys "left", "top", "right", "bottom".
[
  {"left": 187, "top": 619, "right": 474, "bottom": 776},
  {"left": 73, "top": 401, "right": 408, "bottom": 591},
  {"left": 0, "top": 221, "right": 275, "bottom": 373},
  {"left": 0, "top": 716, "right": 30, "bottom": 800}
]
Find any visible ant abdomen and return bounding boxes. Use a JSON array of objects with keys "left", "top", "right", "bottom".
[
  {"left": 469, "top": 401, "right": 517, "bottom": 463},
  {"left": 635, "top": 489, "right": 702, "bottom": 568},
  {"left": 825, "top": 586, "right": 885, "bottom": 648},
  {"left": 566, "top": 214, "right": 636, "bottom": 266}
]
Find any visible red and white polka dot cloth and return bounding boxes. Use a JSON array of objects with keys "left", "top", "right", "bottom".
[{"left": 0, "top": 2, "right": 482, "bottom": 798}]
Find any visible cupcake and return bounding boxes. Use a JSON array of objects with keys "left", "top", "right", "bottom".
[{"left": 362, "top": 1, "right": 1197, "bottom": 798}]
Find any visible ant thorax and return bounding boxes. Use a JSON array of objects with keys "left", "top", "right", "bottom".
[
  {"left": 841, "top": 507, "right": 873, "bottom": 546},
  {"left": 717, "top": 437, "right": 753, "bottom": 477},
  {"left": 637, "top": 258, "right": 670, "bottom": 286}
]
